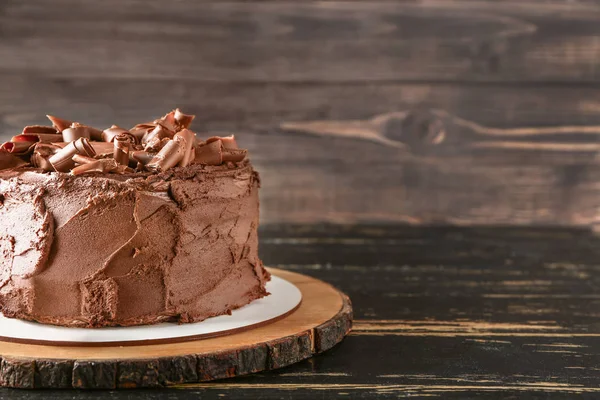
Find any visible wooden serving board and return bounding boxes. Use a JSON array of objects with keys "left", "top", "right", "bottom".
[{"left": 0, "top": 268, "right": 352, "bottom": 389}]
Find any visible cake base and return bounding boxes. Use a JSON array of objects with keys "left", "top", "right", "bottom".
[{"left": 0, "top": 268, "right": 352, "bottom": 389}]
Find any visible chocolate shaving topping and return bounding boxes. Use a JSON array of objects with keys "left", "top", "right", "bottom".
[
  {"left": 0, "top": 141, "right": 35, "bottom": 154},
  {"left": 174, "top": 128, "right": 196, "bottom": 167},
  {"left": 129, "top": 123, "right": 155, "bottom": 142},
  {"left": 156, "top": 110, "right": 178, "bottom": 133},
  {"left": 72, "top": 154, "right": 97, "bottom": 165},
  {"left": 10, "top": 134, "right": 39, "bottom": 143},
  {"left": 195, "top": 139, "right": 223, "bottom": 165},
  {"left": 6, "top": 109, "right": 248, "bottom": 174},
  {"left": 142, "top": 124, "right": 172, "bottom": 146},
  {"left": 113, "top": 134, "right": 131, "bottom": 166},
  {"left": 48, "top": 138, "right": 96, "bottom": 172},
  {"left": 174, "top": 108, "right": 195, "bottom": 129},
  {"left": 130, "top": 150, "right": 155, "bottom": 165},
  {"left": 146, "top": 139, "right": 185, "bottom": 171},
  {"left": 87, "top": 142, "right": 116, "bottom": 156},
  {"left": 144, "top": 137, "right": 169, "bottom": 153},
  {"left": 22, "top": 125, "right": 58, "bottom": 135},
  {"left": 207, "top": 135, "right": 238, "bottom": 149},
  {"left": 222, "top": 148, "right": 247, "bottom": 162},
  {"left": 46, "top": 115, "right": 73, "bottom": 132},
  {"left": 14, "top": 132, "right": 63, "bottom": 143},
  {"left": 31, "top": 143, "right": 60, "bottom": 171},
  {"left": 71, "top": 158, "right": 132, "bottom": 175},
  {"left": 62, "top": 123, "right": 92, "bottom": 142},
  {"left": 102, "top": 125, "right": 134, "bottom": 143}
]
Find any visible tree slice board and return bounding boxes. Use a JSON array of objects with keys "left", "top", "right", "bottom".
[{"left": 0, "top": 268, "right": 352, "bottom": 389}]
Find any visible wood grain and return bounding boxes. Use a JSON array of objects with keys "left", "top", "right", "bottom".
[
  {"left": 0, "top": 224, "right": 599, "bottom": 397},
  {"left": 1, "top": 0, "right": 600, "bottom": 396},
  {"left": 4, "top": 75, "right": 600, "bottom": 225},
  {"left": 2, "top": 1, "right": 600, "bottom": 83},
  {"left": 3, "top": 1, "right": 600, "bottom": 227},
  {"left": 0, "top": 268, "right": 351, "bottom": 389}
]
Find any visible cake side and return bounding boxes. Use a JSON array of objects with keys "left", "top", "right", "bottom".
[{"left": 0, "top": 162, "right": 270, "bottom": 327}]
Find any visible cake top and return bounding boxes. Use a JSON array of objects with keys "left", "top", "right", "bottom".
[{"left": 0, "top": 109, "right": 247, "bottom": 175}]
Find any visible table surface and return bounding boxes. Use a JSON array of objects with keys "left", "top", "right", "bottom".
[{"left": 2, "top": 223, "right": 599, "bottom": 399}]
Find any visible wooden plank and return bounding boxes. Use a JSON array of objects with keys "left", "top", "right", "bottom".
[
  {"left": 6, "top": 75, "right": 600, "bottom": 134},
  {"left": 175, "top": 335, "right": 600, "bottom": 397},
  {"left": 3, "top": 1, "right": 600, "bottom": 82},
  {"left": 3, "top": 76, "right": 600, "bottom": 226},
  {"left": 0, "top": 226, "right": 599, "bottom": 396},
  {"left": 261, "top": 225, "right": 600, "bottom": 325}
]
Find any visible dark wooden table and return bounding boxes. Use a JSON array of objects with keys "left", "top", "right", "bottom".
[
  {"left": 3, "top": 223, "right": 600, "bottom": 399},
  {"left": 3, "top": 0, "right": 600, "bottom": 398}
]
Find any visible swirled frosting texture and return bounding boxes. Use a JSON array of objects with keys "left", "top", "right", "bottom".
[{"left": 0, "top": 161, "right": 270, "bottom": 327}]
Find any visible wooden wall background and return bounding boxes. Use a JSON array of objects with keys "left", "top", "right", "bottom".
[{"left": 2, "top": 0, "right": 600, "bottom": 226}]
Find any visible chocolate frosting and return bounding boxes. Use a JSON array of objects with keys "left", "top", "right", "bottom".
[{"left": 0, "top": 160, "right": 270, "bottom": 327}]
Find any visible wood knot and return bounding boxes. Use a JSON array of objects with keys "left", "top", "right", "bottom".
[{"left": 382, "top": 110, "right": 445, "bottom": 149}]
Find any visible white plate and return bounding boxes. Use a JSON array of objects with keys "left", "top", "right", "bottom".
[{"left": 0, "top": 275, "right": 301, "bottom": 346}]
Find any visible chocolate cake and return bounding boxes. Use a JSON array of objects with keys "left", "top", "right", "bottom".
[{"left": 0, "top": 109, "right": 270, "bottom": 327}]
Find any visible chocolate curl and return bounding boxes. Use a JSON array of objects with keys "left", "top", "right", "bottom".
[
  {"left": 13, "top": 132, "right": 63, "bottom": 143},
  {"left": 46, "top": 115, "right": 72, "bottom": 132},
  {"left": 187, "top": 143, "right": 196, "bottom": 164},
  {"left": 37, "top": 133, "right": 64, "bottom": 143},
  {"left": 52, "top": 141, "right": 114, "bottom": 156},
  {"left": 9, "top": 132, "right": 61, "bottom": 152},
  {"left": 48, "top": 137, "right": 96, "bottom": 172},
  {"left": 72, "top": 154, "right": 97, "bottom": 165},
  {"left": 142, "top": 124, "right": 172, "bottom": 146},
  {"left": 31, "top": 156, "right": 54, "bottom": 171},
  {"left": 207, "top": 135, "right": 238, "bottom": 149},
  {"left": 71, "top": 159, "right": 120, "bottom": 175},
  {"left": 90, "top": 142, "right": 116, "bottom": 156},
  {"left": 174, "top": 109, "right": 195, "bottom": 129},
  {"left": 194, "top": 139, "right": 223, "bottom": 165},
  {"left": 130, "top": 150, "right": 155, "bottom": 165},
  {"left": 102, "top": 125, "right": 134, "bottom": 143},
  {"left": 130, "top": 123, "right": 155, "bottom": 143},
  {"left": 72, "top": 158, "right": 133, "bottom": 175},
  {"left": 31, "top": 143, "right": 60, "bottom": 171},
  {"left": 8, "top": 134, "right": 39, "bottom": 153},
  {"left": 88, "top": 127, "right": 104, "bottom": 141},
  {"left": 22, "top": 125, "right": 58, "bottom": 135},
  {"left": 0, "top": 141, "right": 35, "bottom": 154},
  {"left": 222, "top": 148, "right": 247, "bottom": 162},
  {"left": 71, "top": 159, "right": 109, "bottom": 175},
  {"left": 174, "top": 129, "right": 195, "bottom": 167},
  {"left": 113, "top": 134, "right": 131, "bottom": 166},
  {"left": 62, "top": 123, "right": 91, "bottom": 142},
  {"left": 146, "top": 139, "right": 185, "bottom": 171},
  {"left": 156, "top": 110, "right": 178, "bottom": 133},
  {"left": 11, "top": 134, "right": 40, "bottom": 143},
  {"left": 144, "top": 136, "right": 170, "bottom": 153}
]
